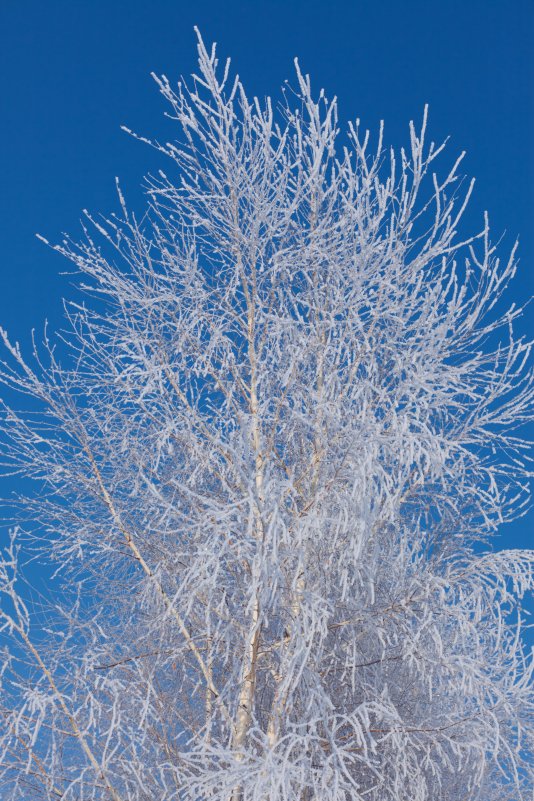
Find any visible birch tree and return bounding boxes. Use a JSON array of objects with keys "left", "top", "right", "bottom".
[{"left": 0, "top": 31, "right": 533, "bottom": 801}]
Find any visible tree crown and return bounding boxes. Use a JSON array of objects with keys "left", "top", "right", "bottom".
[{"left": 0, "top": 31, "right": 532, "bottom": 801}]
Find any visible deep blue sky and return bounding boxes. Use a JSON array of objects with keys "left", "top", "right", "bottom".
[{"left": 0, "top": 0, "right": 532, "bottom": 554}]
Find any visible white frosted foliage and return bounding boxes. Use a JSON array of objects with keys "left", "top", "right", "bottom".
[{"left": 0, "top": 31, "right": 533, "bottom": 801}]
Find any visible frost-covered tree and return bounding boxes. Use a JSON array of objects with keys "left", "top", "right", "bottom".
[{"left": 0, "top": 32, "right": 533, "bottom": 801}]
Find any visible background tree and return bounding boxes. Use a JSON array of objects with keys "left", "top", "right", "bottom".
[{"left": 0, "top": 32, "right": 532, "bottom": 801}]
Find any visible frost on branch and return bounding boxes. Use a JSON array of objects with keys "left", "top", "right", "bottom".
[{"left": 0, "top": 30, "right": 533, "bottom": 801}]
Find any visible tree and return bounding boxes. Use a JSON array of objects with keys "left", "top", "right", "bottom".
[{"left": 0, "top": 31, "right": 533, "bottom": 801}]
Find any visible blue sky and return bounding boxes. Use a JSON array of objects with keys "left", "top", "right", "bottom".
[{"left": 0, "top": 0, "right": 532, "bottom": 556}]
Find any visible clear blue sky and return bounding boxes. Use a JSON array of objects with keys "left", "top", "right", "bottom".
[{"left": 1, "top": 0, "right": 532, "bottom": 554}]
